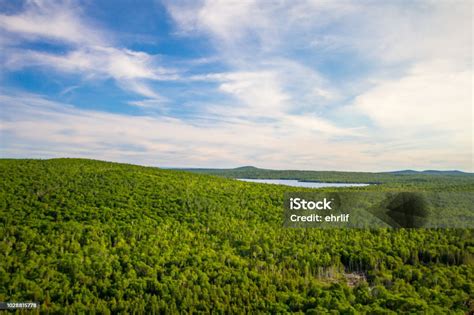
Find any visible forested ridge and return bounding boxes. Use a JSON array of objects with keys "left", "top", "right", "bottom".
[
  {"left": 185, "top": 166, "right": 474, "bottom": 189},
  {"left": 1, "top": 158, "right": 473, "bottom": 313}
]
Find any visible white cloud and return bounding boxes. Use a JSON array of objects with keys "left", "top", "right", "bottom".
[
  {"left": 0, "top": 1, "right": 174, "bottom": 102},
  {"left": 353, "top": 1, "right": 472, "bottom": 65},
  {"left": 166, "top": 0, "right": 472, "bottom": 170},
  {"left": 204, "top": 71, "right": 290, "bottom": 114},
  {"left": 166, "top": 0, "right": 358, "bottom": 52},
  {"left": 188, "top": 67, "right": 347, "bottom": 138},
  {"left": 4, "top": 47, "right": 170, "bottom": 79},
  {"left": 0, "top": 92, "right": 356, "bottom": 168},
  {"left": 350, "top": 60, "right": 472, "bottom": 156},
  {"left": 354, "top": 61, "right": 471, "bottom": 130},
  {"left": 168, "top": 0, "right": 472, "bottom": 67},
  {"left": 128, "top": 98, "right": 168, "bottom": 109},
  {"left": 167, "top": 0, "right": 267, "bottom": 43},
  {"left": 0, "top": 0, "right": 103, "bottom": 45},
  {"left": 191, "top": 58, "right": 339, "bottom": 118},
  {"left": 2, "top": 92, "right": 470, "bottom": 171}
]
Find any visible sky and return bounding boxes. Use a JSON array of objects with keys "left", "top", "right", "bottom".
[{"left": 0, "top": 0, "right": 472, "bottom": 171}]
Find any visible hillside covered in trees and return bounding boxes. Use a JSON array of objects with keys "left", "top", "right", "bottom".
[
  {"left": 1, "top": 159, "right": 473, "bottom": 313},
  {"left": 184, "top": 166, "right": 474, "bottom": 189}
]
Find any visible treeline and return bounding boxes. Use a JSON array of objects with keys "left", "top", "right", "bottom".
[
  {"left": 185, "top": 165, "right": 474, "bottom": 190},
  {"left": 0, "top": 158, "right": 473, "bottom": 313}
]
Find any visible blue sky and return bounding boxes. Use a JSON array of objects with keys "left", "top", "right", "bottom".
[{"left": 0, "top": 0, "right": 472, "bottom": 171}]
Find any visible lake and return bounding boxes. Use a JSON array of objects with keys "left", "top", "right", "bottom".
[{"left": 236, "top": 178, "right": 370, "bottom": 188}]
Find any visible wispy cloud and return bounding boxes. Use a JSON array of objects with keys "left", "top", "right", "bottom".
[
  {"left": 0, "top": 0, "right": 175, "bottom": 102},
  {"left": 165, "top": 0, "right": 472, "bottom": 170},
  {"left": 0, "top": 0, "right": 103, "bottom": 45},
  {"left": 4, "top": 47, "right": 177, "bottom": 81}
]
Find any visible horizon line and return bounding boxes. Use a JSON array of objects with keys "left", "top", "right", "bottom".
[{"left": 1, "top": 156, "right": 472, "bottom": 174}]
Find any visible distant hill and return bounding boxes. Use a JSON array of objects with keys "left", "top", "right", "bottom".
[
  {"left": 185, "top": 166, "right": 472, "bottom": 176},
  {"left": 387, "top": 170, "right": 471, "bottom": 176},
  {"left": 183, "top": 165, "right": 474, "bottom": 186},
  {"left": 231, "top": 166, "right": 262, "bottom": 171}
]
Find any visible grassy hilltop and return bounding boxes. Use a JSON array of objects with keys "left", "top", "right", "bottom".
[{"left": 1, "top": 158, "right": 473, "bottom": 313}]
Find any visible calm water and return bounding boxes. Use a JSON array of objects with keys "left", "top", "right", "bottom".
[{"left": 237, "top": 178, "right": 370, "bottom": 188}]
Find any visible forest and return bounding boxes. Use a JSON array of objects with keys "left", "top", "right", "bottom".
[
  {"left": 184, "top": 166, "right": 474, "bottom": 189},
  {"left": 0, "top": 158, "right": 473, "bottom": 313}
]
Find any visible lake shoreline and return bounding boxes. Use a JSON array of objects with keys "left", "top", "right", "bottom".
[{"left": 236, "top": 178, "right": 371, "bottom": 188}]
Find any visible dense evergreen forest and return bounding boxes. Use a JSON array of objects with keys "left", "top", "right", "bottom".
[{"left": 1, "top": 158, "right": 473, "bottom": 313}]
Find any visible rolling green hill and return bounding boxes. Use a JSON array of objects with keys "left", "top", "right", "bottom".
[{"left": 1, "top": 159, "right": 473, "bottom": 313}]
